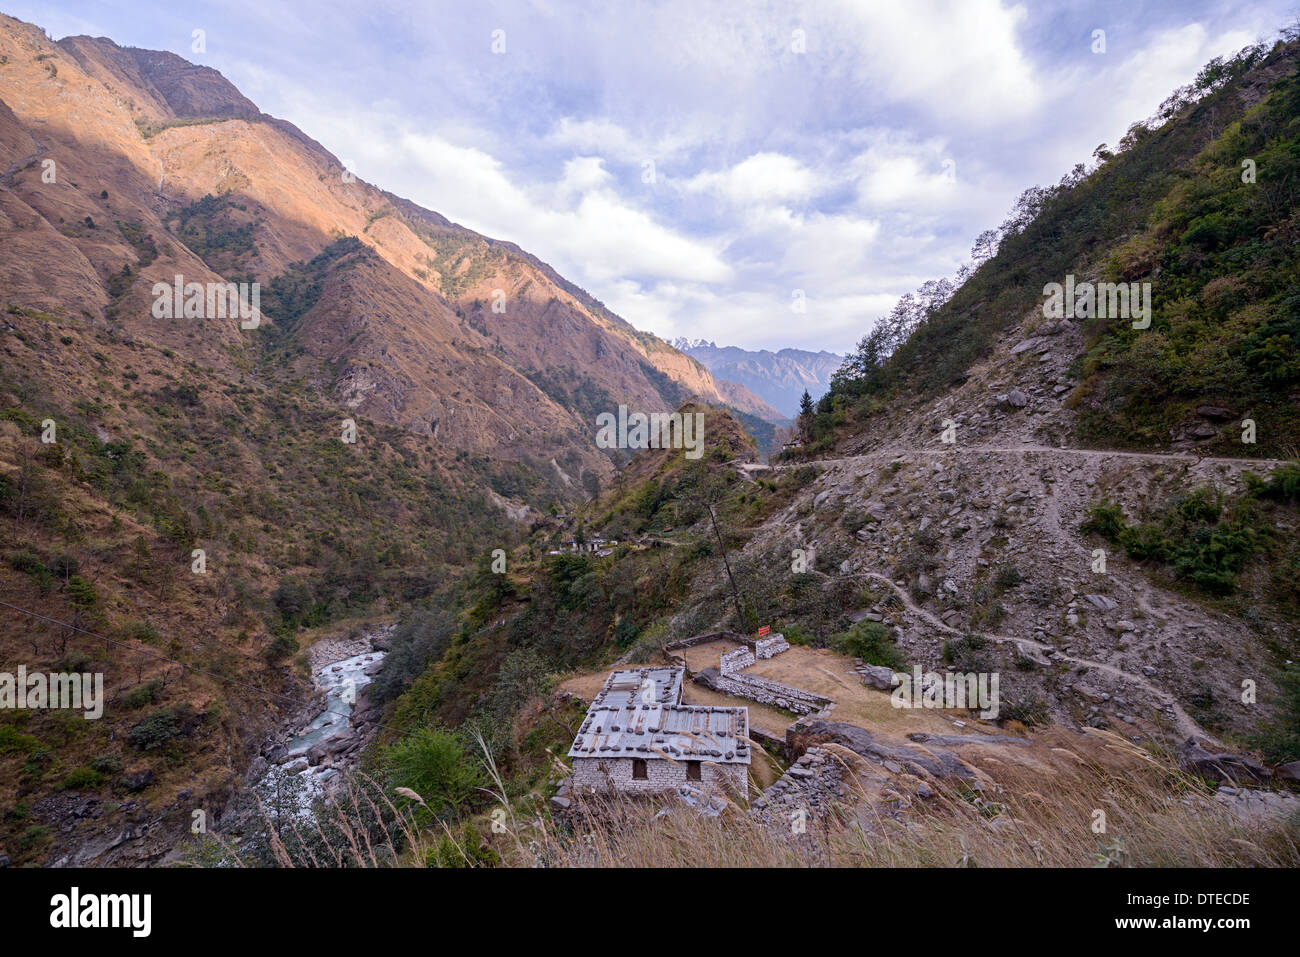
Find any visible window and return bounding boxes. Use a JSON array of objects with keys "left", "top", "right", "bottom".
[
  {"left": 686, "top": 761, "right": 702, "bottom": 782},
  {"left": 632, "top": 758, "right": 648, "bottom": 780}
]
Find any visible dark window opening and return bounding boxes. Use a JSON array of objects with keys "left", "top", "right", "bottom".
[
  {"left": 686, "top": 761, "right": 702, "bottom": 781},
  {"left": 632, "top": 758, "right": 648, "bottom": 780}
]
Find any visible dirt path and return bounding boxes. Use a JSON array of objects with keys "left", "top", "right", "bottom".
[
  {"left": 751, "top": 444, "right": 1286, "bottom": 473},
  {"left": 739, "top": 441, "right": 1274, "bottom": 745},
  {"left": 853, "top": 571, "right": 1214, "bottom": 744}
]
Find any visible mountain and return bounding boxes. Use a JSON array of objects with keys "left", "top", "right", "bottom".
[
  {"left": 379, "top": 33, "right": 1300, "bottom": 867},
  {"left": 672, "top": 338, "right": 843, "bottom": 418},
  {"left": 0, "top": 12, "right": 782, "bottom": 863},
  {"left": 0, "top": 15, "right": 779, "bottom": 468},
  {"left": 4, "top": 9, "right": 1300, "bottom": 871},
  {"left": 781, "top": 35, "right": 1300, "bottom": 749}
]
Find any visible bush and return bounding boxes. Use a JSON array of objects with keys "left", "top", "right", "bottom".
[
  {"left": 263, "top": 633, "right": 299, "bottom": 663},
  {"left": 1255, "top": 463, "right": 1300, "bottom": 504},
  {"left": 89, "top": 754, "right": 123, "bottom": 775},
  {"left": 0, "top": 725, "right": 40, "bottom": 754},
  {"left": 382, "top": 728, "right": 485, "bottom": 822},
  {"left": 61, "top": 766, "right": 105, "bottom": 790},
  {"left": 1247, "top": 662, "right": 1300, "bottom": 763},
  {"left": 123, "top": 679, "right": 164, "bottom": 709},
  {"left": 943, "top": 633, "right": 993, "bottom": 672},
  {"left": 17, "top": 824, "right": 49, "bottom": 850},
  {"left": 1000, "top": 697, "right": 1049, "bottom": 727},
  {"left": 128, "top": 708, "right": 183, "bottom": 751},
  {"left": 993, "top": 564, "right": 1024, "bottom": 589},
  {"left": 424, "top": 822, "right": 500, "bottom": 868},
  {"left": 829, "top": 620, "right": 904, "bottom": 669}
]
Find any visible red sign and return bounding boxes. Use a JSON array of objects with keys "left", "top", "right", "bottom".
[{"left": 757, "top": 625, "right": 770, "bottom": 637}]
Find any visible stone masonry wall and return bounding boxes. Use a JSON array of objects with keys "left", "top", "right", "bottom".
[
  {"left": 720, "top": 647, "right": 756, "bottom": 676},
  {"left": 572, "top": 757, "right": 745, "bottom": 795},
  {"left": 706, "top": 672, "right": 829, "bottom": 715},
  {"left": 755, "top": 635, "right": 790, "bottom": 659}
]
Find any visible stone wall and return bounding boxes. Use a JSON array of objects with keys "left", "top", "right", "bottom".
[
  {"left": 572, "top": 756, "right": 745, "bottom": 795},
  {"left": 720, "top": 647, "right": 756, "bottom": 676},
  {"left": 695, "top": 668, "right": 831, "bottom": 715},
  {"left": 664, "top": 630, "right": 749, "bottom": 651},
  {"left": 755, "top": 635, "right": 790, "bottom": 659}
]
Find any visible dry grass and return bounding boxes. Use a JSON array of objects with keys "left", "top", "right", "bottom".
[{"left": 218, "top": 729, "right": 1300, "bottom": 869}]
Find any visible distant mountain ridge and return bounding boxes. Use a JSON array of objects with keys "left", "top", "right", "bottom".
[{"left": 672, "top": 339, "right": 844, "bottom": 418}]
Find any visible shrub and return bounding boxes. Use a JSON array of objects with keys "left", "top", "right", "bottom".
[
  {"left": 17, "top": 824, "right": 50, "bottom": 850},
  {"left": 128, "top": 708, "right": 183, "bottom": 750},
  {"left": 829, "top": 620, "right": 904, "bottom": 669},
  {"left": 0, "top": 725, "right": 40, "bottom": 754},
  {"left": 943, "top": 633, "right": 993, "bottom": 672},
  {"left": 381, "top": 728, "right": 484, "bottom": 823},
  {"left": 61, "top": 766, "right": 105, "bottom": 790},
  {"left": 425, "top": 822, "right": 500, "bottom": 868},
  {"left": 994, "top": 564, "right": 1024, "bottom": 589},
  {"left": 89, "top": 753, "right": 123, "bottom": 775},
  {"left": 1000, "top": 697, "right": 1049, "bottom": 727},
  {"left": 123, "top": 679, "right": 164, "bottom": 709}
]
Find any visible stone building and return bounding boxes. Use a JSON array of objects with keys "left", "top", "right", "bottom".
[{"left": 568, "top": 666, "right": 750, "bottom": 795}]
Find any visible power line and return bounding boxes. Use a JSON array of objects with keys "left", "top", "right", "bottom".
[{"left": 0, "top": 598, "right": 419, "bottom": 741}]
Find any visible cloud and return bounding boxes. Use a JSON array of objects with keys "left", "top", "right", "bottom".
[
  {"left": 29, "top": 0, "right": 1298, "bottom": 353},
  {"left": 684, "top": 153, "right": 825, "bottom": 206}
]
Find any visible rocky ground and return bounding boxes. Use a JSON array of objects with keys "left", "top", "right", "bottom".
[{"left": 716, "top": 305, "right": 1293, "bottom": 749}]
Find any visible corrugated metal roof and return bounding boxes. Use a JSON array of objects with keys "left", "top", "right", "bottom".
[{"left": 568, "top": 667, "right": 750, "bottom": 765}]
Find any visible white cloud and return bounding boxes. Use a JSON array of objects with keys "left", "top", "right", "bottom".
[
  {"left": 684, "top": 152, "right": 825, "bottom": 206},
  {"left": 826, "top": 0, "right": 1044, "bottom": 125}
]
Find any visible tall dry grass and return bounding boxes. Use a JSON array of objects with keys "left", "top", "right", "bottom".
[{"left": 214, "top": 729, "right": 1300, "bottom": 868}]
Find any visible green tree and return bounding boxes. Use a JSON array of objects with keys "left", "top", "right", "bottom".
[{"left": 382, "top": 728, "right": 484, "bottom": 823}]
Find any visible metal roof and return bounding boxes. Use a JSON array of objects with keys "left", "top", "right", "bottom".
[{"left": 568, "top": 667, "right": 750, "bottom": 765}]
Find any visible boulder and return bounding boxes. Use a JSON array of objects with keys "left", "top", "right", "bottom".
[
  {"left": 861, "top": 664, "right": 900, "bottom": 690},
  {"left": 788, "top": 720, "right": 974, "bottom": 780},
  {"left": 1084, "top": 594, "right": 1118, "bottom": 612},
  {"left": 1178, "top": 739, "right": 1271, "bottom": 785},
  {"left": 1275, "top": 761, "right": 1300, "bottom": 786},
  {"left": 121, "top": 769, "right": 154, "bottom": 793},
  {"left": 1005, "top": 389, "right": 1029, "bottom": 409},
  {"left": 1196, "top": 405, "right": 1236, "bottom": 420}
]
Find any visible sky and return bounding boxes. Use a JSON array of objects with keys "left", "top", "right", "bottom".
[{"left": 12, "top": 0, "right": 1299, "bottom": 353}]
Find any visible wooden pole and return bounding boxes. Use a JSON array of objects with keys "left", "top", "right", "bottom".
[{"left": 706, "top": 501, "right": 746, "bottom": 631}]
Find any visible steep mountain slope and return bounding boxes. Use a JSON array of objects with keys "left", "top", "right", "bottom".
[
  {"left": 0, "top": 14, "right": 772, "bottom": 471},
  {"left": 757, "top": 37, "right": 1300, "bottom": 755},
  {"left": 674, "top": 338, "right": 841, "bottom": 418},
  {"left": 415, "top": 38, "right": 1300, "bottom": 794},
  {"left": 0, "top": 12, "right": 782, "bottom": 864}
]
